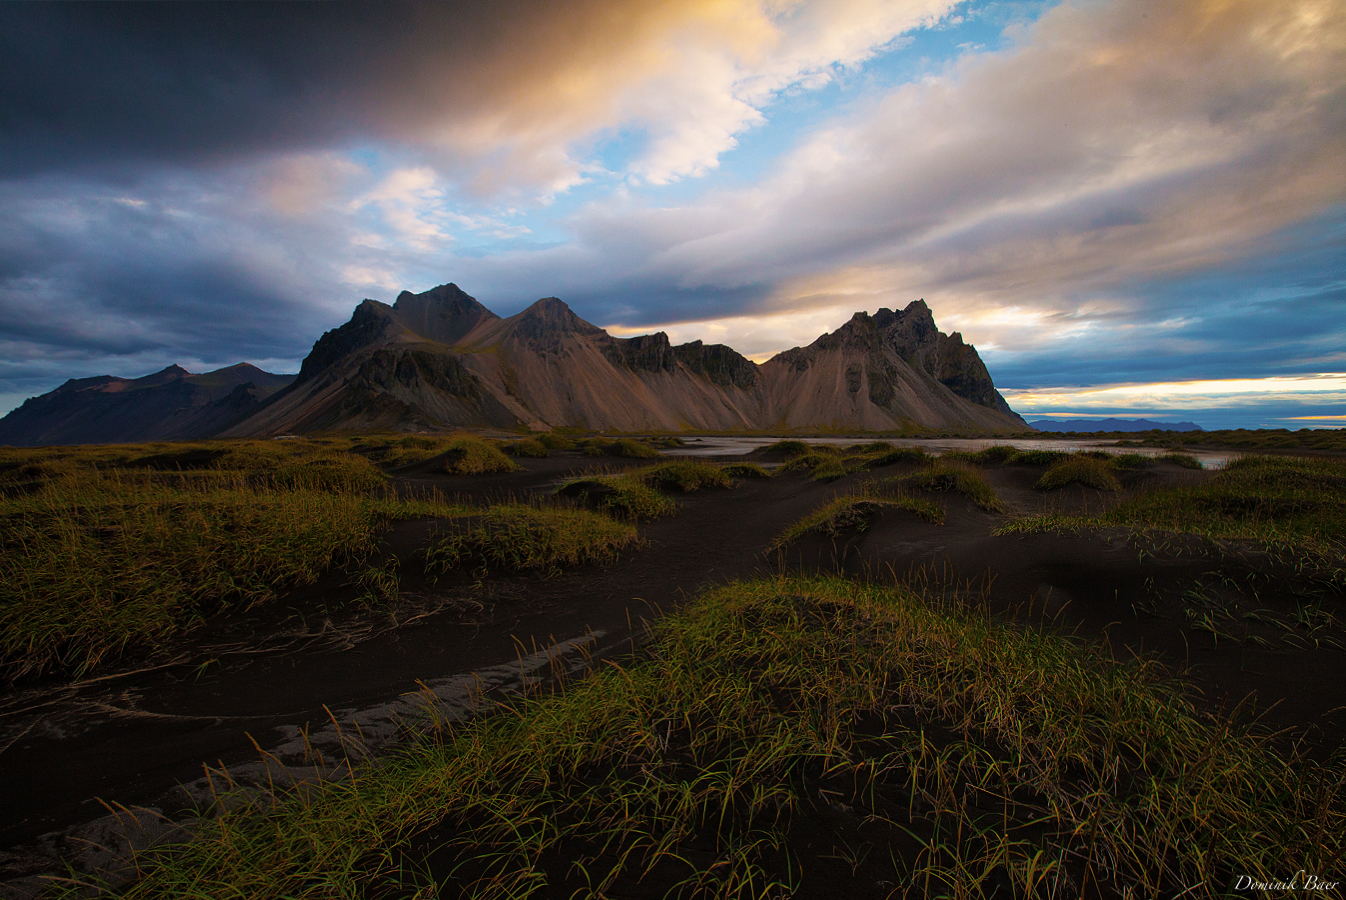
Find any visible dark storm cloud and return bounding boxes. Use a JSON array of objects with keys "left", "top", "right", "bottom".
[
  {"left": 0, "top": 172, "right": 350, "bottom": 394},
  {"left": 2, "top": 0, "right": 871, "bottom": 192},
  {"left": 988, "top": 282, "right": 1346, "bottom": 389},
  {"left": 2, "top": 2, "right": 399, "bottom": 176},
  {"left": 0, "top": 0, "right": 714, "bottom": 183},
  {"left": 1, "top": 0, "right": 1343, "bottom": 428}
]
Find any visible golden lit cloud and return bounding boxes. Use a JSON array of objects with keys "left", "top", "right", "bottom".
[
  {"left": 402, "top": 0, "right": 961, "bottom": 192},
  {"left": 1003, "top": 375, "right": 1346, "bottom": 412}
]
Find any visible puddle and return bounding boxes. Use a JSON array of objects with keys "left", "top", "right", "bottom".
[{"left": 665, "top": 436, "right": 1236, "bottom": 469}]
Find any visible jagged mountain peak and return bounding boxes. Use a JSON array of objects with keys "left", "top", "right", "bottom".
[
  {"left": 804, "top": 300, "right": 938, "bottom": 353},
  {"left": 144, "top": 364, "right": 192, "bottom": 382},
  {"left": 510, "top": 297, "right": 604, "bottom": 338},
  {"left": 60, "top": 281, "right": 1020, "bottom": 441},
  {"left": 393, "top": 282, "right": 471, "bottom": 306},
  {"left": 391, "top": 283, "right": 498, "bottom": 346}
]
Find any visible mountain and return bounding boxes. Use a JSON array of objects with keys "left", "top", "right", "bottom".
[
  {"left": 0, "top": 363, "right": 294, "bottom": 447},
  {"left": 225, "top": 283, "right": 1025, "bottom": 436},
  {"left": 1028, "top": 418, "right": 1202, "bottom": 432},
  {"left": 759, "top": 303, "right": 1021, "bottom": 432},
  {"left": 1, "top": 284, "right": 1025, "bottom": 446}
]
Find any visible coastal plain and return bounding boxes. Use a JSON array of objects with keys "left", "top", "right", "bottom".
[{"left": 1, "top": 433, "right": 1343, "bottom": 898}]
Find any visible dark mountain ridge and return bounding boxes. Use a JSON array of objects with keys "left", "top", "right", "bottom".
[
  {"left": 2, "top": 283, "right": 1027, "bottom": 445},
  {"left": 0, "top": 363, "right": 295, "bottom": 447},
  {"left": 1029, "top": 417, "right": 1202, "bottom": 433},
  {"left": 229, "top": 283, "right": 1025, "bottom": 436}
]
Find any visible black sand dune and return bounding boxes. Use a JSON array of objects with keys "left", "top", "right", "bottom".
[{"left": 1, "top": 447, "right": 1343, "bottom": 892}]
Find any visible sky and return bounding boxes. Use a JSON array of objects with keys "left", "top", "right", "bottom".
[{"left": 1, "top": 0, "right": 1343, "bottom": 430}]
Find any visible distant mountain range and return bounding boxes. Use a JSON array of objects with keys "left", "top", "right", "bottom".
[
  {"left": 1, "top": 283, "right": 1026, "bottom": 446},
  {"left": 0, "top": 363, "right": 294, "bottom": 447},
  {"left": 1028, "top": 418, "right": 1202, "bottom": 432}
]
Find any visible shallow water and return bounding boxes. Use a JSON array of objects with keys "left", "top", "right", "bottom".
[{"left": 666, "top": 435, "right": 1237, "bottom": 470}]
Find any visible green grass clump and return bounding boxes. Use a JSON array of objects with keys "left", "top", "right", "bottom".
[
  {"left": 535, "top": 432, "right": 577, "bottom": 451},
  {"left": 1161, "top": 452, "right": 1203, "bottom": 469},
  {"left": 598, "top": 477, "right": 675, "bottom": 518},
  {"left": 269, "top": 451, "right": 386, "bottom": 492},
  {"left": 969, "top": 444, "right": 1021, "bottom": 465},
  {"left": 775, "top": 487, "right": 944, "bottom": 546},
  {"left": 1035, "top": 454, "right": 1123, "bottom": 492},
  {"left": 999, "top": 456, "right": 1343, "bottom": 566},
  {"left": 941, "top": 444, "right": 1022, "bottom": 466},
  {"left": 808, "top": 455, "right": 851, "bottom": 481},
  {"left": 992, "top": 513, "right": 1094, "bottom": 536},
  {"left": 903, "top": 460, "right": 1009, "bottom": 513},
  {"left": 869, "top": 446, "right": 928, "bottom": 467},
  {"left": 113, "top": 575, "right": 1344, "bottom": 898},
  {"left": 1010, "top": 448, "right": 1071, "bottom": 466},
  {"left": 1107, "top": 452, "right": 1152, "bottom": 470},
  {"left": 0, "top": 473, "right": 378, "bottom": 679},
  {"left": 441, "top": 437, "right": 520, "bottom": 475},
  {"left": 759, "top": 439, "right": 811, "bottom": 458},
  {"left": 554, "top": 474, "right": 677, "bottom": 520},
  {"left": 423, "top": 504, "right": 638, "bottom": 577},
  {"left": 779, "top": 450, "right": 870, "bottom": 482},
  {"left": 635, "top": 459, "right": 735, "bottom": 492},
  {"left": 0, "top": 445, "right": 469, "bottom": 680},
  {"left": 606, "top": 438, "right": 660, "bottom": 459},
  {"left": 1103, "top": 455, "right": 1344, "bottom": 554},
  {"left": 720, "top": 462, "right": 770, "bottom": 479},
  {"left": 502, "top": 438, "right": 550, "bottom": 458},
  {"left": 354, "top": 434, "right": 455, "bottom": 468}
]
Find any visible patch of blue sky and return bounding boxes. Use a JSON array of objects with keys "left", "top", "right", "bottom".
[
  {"left": 582, "top": 0, "right": 1061, "bottom": 204},
  {"left": 865, "top": 0, "right": 1058, "bottom": 85},
  {"left": 385, "top": 3, "right": 1066, "bottom": 254}
]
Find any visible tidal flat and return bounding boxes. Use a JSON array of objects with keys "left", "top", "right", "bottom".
[{"left": 1, "top": 434, "right": 1343, "bottom": 898}]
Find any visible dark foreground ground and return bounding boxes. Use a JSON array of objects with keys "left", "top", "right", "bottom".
[{"left": 2, "top": 447, "right": 1344, "bottom": 894}]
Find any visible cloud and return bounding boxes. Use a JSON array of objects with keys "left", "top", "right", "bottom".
[
  {"left": 261, "top": 154, "right": 362, "bottom": 217},
  {"left": 0, "top": 0, "right": 957, "bottom": 196},
  {"left": 1002, "top": 374, "right": 1346, "bottom": 430},
  {"left": 0, "top": 173, "right": 355, "bottom": 383},
  {"left": 2, "top": 0, "right": 1343, "bottom": 429},
  {"left": 522, "top": 0, "right": 1346, "bottom": 368},
  {"left": 642, "top": 0, "right": 1344, "bottom": 292}
]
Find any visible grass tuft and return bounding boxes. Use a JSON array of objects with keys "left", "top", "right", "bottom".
[
  {"left": 992, "top": 513, "right": 1094, "bottom": 537},
  {"left": 536, "top": 432, "right": 576, "bottom": 451},
  {"left": 441, "top": 438, "right": 520, "bottom": 475},
  {"left": 1103, "top": 454, "right": 1344, "bottom": 557},
  {"left": 902, "top": 459, "right": 1009, "bottom": 513},
  {"left": 0, "top": 442, "right": 468, "bottom": 680},
  {"left": 1160, "top": 452, "right": 1203, "bottom": 469},
  {"left": 1009, "top": 448, "right": 1071, "bottom": 466},
  {"left": 1035, "top": 454, "right": 1123, "bottom": 492},
  {"left": 108, "top": 575, "right": 1344, "bottom": 898},
  {"left": 869, "top": 446, "right": 929, "bottom": 467},
  {"left": 503, "top": 438, "right": 550, "bottom": 458},
  {"left": 780, "top": 451, "right": 868, "bottom": 482},
  {"left": 422, "top": 504, "right": 638, "bottom": 577},
  {"left": 554, "top": 474, "right": 677, "bottom": 520},
  {"left": 354, "top": 434, "right": 456, "bottom": 468},
  {"left": 758, "top": 439, "right": 812, "bottom": 458},
  {"left": 775, "top": 486, "right": 944, "bottom": 547},
  {"left": 606, "top": 438, "right": 661, "bottom": 459},
  {"left": 634, "top": 459, "right": 735, "bottom": 492}
]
